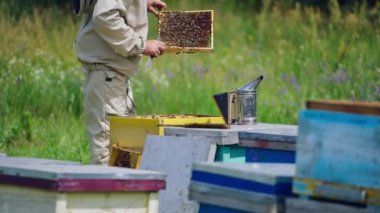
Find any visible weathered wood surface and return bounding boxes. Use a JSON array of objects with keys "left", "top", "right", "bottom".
[
  {"left": 0, "top": 162, "right": 165, "bottom": 181},
  {"left": 0, "top": 174, "right": 166, "bottom": 192},
  {"left": 165, "top": 124, "right": 297, "bottom": 164},
  {"left": 286, "top": 197, "right": 379, "bottom": 213},
  {"left": 296, "top": 110, "right": 380, "bottom": 190},
  {"left": 0, "top": 184, "right": 160, "bottom": 213},
  {"left": 189, "top": 162, "right": 294, "bottom": 213},
  {"left": 240, "top": 140, "right": 296, "bottom": 150},
  {"left": 165, "top": 123, "right": 297, "bottom": 146},
  {"left": 0, "top": 156, "right": 166, "bottom": 192},
  {"left": 192, "top": 162, "right": 295, "bottom": 186},
  {"left": 0, "top": 157, "right": 163, "bottom": 212},
  {"left": 0, "top": 156, "right": 80, "bottom": 165},
  {"left": 140, "top": 135, "right": 216, "bottom": 213},
  {"left": 190, "top": 190, "right": 284, "bottom": 213},
  {"left": 110, "top": 115, "right": 224, "bottom": 149},
  {"left": 238, "top": 123, "right": 298, "bottom": 148},
  {"left": 191, "top": 162, "right": 294, "bottom": 197},
  {"left": 190, "top": 181, "right": 289, "bottom": 212},
  {"left": 164, "top": 125, "right": 249, "bottom": 145},
  {"left": 307, "top": 100, "right": 380, "bottom": 116},
  {"left": 190, "top": 181, "right": 284, "bottom": 203},
  {"left": 293, "top": 177, "right": 380, "bottom": 205}
]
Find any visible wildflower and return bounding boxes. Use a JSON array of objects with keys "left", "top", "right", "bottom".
[
  {"left": 251, "top": 50, "right": 259, "bottom": 57},
  {"left": 193, "top": 63, "right": 208, "bottom": 80},
  {"left": 376, "top": 86, "right": 380, "bottom": 95},
  {"left": 166, "top": 70, "right": 175, "bottom": 80},
  {"left": 281, "top": 73, "right": 287, "bottom": 81},
  {"left": 151, "top": 84, "right": 157, "bottom": 93},
  {"left": 320, "top": 62, "right": 327, "bottom": 72},
  {"left": 290, "top": 76, "right": 300, "bottom": 91},
  {"left": 330, "top": 68, "right": 348, "bottom": 84}
]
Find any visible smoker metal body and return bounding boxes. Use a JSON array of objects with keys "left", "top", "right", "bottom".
[{"left": 214, "top": 75, "right": 263, "bottom": 125}]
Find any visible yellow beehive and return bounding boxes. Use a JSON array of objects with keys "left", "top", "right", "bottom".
[{"left": 109, "top": 115, "right": 225, "bottom": 168}]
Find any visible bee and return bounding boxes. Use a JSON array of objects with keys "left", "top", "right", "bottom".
[{"left": 159, "top": 11, "right": 212, "bottom": 48}]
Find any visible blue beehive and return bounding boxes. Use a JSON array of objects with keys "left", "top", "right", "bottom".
[
  {"left": 189, "top": 162, "right": 295, "bottom": 213},
  {"left": 294, "top": 109, "right": 380, "bottom": 205},
  {"left": 239, "top": 123, "right": 297, "bottom": 163}
]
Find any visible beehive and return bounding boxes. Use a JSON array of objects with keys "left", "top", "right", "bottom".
[
  {"left": 0, "top": 156, "right": 166, "bottom": 213},
  {"left": 158, "top": 10, "right": 214, "bottom": 53},
  {"left": 109, "top": 115, "right": 224, "bottom": 168}
]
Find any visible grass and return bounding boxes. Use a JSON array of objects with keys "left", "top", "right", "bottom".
[{"left": 0, "top": 0, "right": 379, "bottom": 163}]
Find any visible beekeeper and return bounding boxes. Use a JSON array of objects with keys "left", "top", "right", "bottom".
[{"left": 75, "top": 0, "right": 166, "bottom": 165}]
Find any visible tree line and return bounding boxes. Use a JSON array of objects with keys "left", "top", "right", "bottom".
[{"left": 0, "top": 0, "right": 377, "bottom": 18}]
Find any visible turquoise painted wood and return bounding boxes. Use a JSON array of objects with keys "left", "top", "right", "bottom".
[
  {"left": 296, "top": 110, "right": 380, "bottom": 190},
  {"left": 215, "top": 145, "right": 246, "bottom": 163},
  {"left": 165, "top": 124, "right": 298, "bottom": 164},
  {"left": 164, "top": 126, "right": 247, "bottom": 163}
]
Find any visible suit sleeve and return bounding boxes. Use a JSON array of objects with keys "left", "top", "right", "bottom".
[{"left": 92, "top": 0, "right": 145, "bottom": 57}]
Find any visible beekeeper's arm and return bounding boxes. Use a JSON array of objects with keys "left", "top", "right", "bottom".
[
  {"left": 147, "top": 0, "right": 167, "bottom": 17},
  {"left": 92, "top": 0, "right": 164, "bottom": 57},
  {"left": 92, "top": 1, "right": 145, "bottom": 57}
]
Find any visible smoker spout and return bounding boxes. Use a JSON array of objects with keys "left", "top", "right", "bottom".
[{"left": 238, "top": 75, "right": 264, "bottom": 91}]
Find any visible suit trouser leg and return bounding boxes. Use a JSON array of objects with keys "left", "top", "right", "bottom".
[{"left": 83, "top": 68, "right": 134, "bottom": 165}]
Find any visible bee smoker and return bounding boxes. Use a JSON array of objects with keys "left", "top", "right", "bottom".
[{"left": 213, "top": 75, "right": 263, "bottom": 125}]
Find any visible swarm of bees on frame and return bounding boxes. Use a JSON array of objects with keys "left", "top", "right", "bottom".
[{"left": 159, "top": 11, "right": 212, "bottom": 48}]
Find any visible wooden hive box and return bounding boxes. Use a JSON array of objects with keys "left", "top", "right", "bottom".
[
  {"left": 0, "top": 156, "right": 166, "bottom": 213},
  {"left": 189, "top": 162, "right": 296, "bottom": 213},
  {"left": 306, "top": 100, "right": 380, "bottom": 116},
  {"left": 109, "top": 115, "right": 224, "bottom": 168},
  {"left": 294, "top": 109, "right": 380, "bottom": 205},
  {"left": 238, "top": 123, "right": 298, "bottom": 163},
  {"left": 164, "top": 123, "right": 298, "bottom": 164},
  {"left": 286, "top": 197, "right": 378, "bottom": 213},
  {"left": 158, "top": 10, "right": 214, "bottom": 53}
]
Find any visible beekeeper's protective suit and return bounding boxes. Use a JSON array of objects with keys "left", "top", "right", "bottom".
[{"left": 76, "top": 0, "right": 148, "bottom": 165}]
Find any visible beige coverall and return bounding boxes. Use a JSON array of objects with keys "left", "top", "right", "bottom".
[{"left": 76, "top": 0, "right": 148, "bottom": 165}]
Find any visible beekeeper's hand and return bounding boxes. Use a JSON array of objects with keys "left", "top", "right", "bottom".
[
  {"left": 147, "top": 0, "right": 167, "bottom": 17},
  {"left": 143, "top": 40, "right": 165, "bottom": 57}
]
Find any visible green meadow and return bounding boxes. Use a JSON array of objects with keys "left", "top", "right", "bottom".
[{"left": 0, "top": 1, "right": 379, "bottom": 163}]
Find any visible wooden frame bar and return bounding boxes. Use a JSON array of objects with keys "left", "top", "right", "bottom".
[{"left": 306, "top": 100, "right": 380, "bottom": 116}]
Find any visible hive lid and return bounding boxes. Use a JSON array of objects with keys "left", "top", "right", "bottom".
[
  {"left": 239, "top": 123, "right": 298, "bottom": 143},
  {"left": 0, "top": 157, "right": 166, "bottom": 192},
  {"left": 192, "top": 162, "right": 295, "bottom": 185},
  {"left": 191, "top": 162, "right": 295, "bottom": 197}
]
